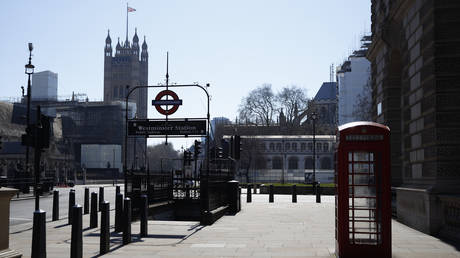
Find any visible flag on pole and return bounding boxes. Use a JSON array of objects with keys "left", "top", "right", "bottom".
[{"left": 128, "top": 6, "right": 136, "bottom": 12}]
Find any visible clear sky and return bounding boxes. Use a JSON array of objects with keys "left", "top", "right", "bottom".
[{"left": 1, "top": 0, "right": 371, "bottom": 148}]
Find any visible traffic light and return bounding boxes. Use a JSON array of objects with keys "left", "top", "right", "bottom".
[
  {"left": 234, "top": 135, "right": 242, "bottom": 160},
  {"left": 221, "top": 139, "right": 230, "bottom": 158},
  {"left": 183, "top": 151, "right": 193, "bottom": 166},
  {"left": 194, "top": 140, "right": 201, "bottom": 159},
  {"left": 21, "top": 125, "right": 35, "bottom": 147},
  {"left": 229, "top": 136, "right": 234, "bottom": 158},
  {"left": 21, "top": 114, "right": 50, "bottom": 149},
  {"left": 39, "top": 114, "right": 50, "bottom": 149},
  {"left": 216, "top": 147, "right": 223, "bottom": 158}
]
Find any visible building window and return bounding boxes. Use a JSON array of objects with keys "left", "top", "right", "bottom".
[
  {"left": 276, "top": 143, "right": 282, "bottom": 151},
  {"left": 256, "top": 156, "right": 267, "bottom": 169},
  {"left": 317, "top": 143, "right": 321, "bottom": 152},
  {"left": 285, "top": 143, "right": 290, "bottom": 151},
  {"left": 305, "top": 156, "right": 314, "bottom": 169},
  {"left": 323, "top": 143, "right": 329, "bottom": 152},
  {"left": 272, "top": 156, "right": 283, "bottom": 169},
  {"left": 119, "top": 87, "right": 124, "bottom": 98},
  {"left": 288, "top": 157, "right": 299, "bottom": 169},
  {"left": 377, "top": 102, "right": 382, "bottom": 116},
  {"left": 308, "top": 142, "right": 313, "bottom": 151},
  {"left": 301, "top": 143, "right": 306, "bottom": 151},
  {"left": 113, "top": 86, "right": 118, "bottom": 98},
  {"left": 292, "top": 143, "right": 297, "bottom": 151},
  {"left": 269, "top": 143, "right": 275, "bottom": 151},
  {"left": 320, "top": 157, "right": 332, "bottom": 169}
]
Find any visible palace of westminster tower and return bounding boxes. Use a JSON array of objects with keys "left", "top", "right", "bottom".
[{"left": 103, "top": 29, "right": 148, "bottom": 119}]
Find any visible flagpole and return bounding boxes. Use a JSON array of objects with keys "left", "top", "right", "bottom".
[{"left": 126, "top": 2, "right": 129, "bottom": 44}]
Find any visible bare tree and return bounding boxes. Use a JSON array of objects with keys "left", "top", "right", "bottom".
[
  {"left": 239, "top": 136, "right": 265, "bottom": 183},
  {"left": 238, "top": 84, "right": 277, "bottom": 126},
  {"left": 147, "top": 142, "right": 180, "bottom": 172},
  {"left": 277, "top": 85, "right": 309, "bottom": 125},
  {"left": 353, "top": 76, "right": 373, "bottom": 121}
]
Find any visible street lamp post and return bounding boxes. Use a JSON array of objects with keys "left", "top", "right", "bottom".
[
  {"left": 25, "top": 43, "right": 34, "bottom": 175},
  {"left": 310, "top": 112, "right": 318, "bottom": 193}
]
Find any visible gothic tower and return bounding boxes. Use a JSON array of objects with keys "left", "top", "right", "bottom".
[
  {"left": 103, "top": 28, "right": 148, "bottom": 118},
  {"left": 103, "top": 29, "right": 148, "bottom": 169}
]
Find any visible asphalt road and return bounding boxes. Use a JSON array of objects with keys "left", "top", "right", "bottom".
[{"left": 9, "top": 184, "right": 123, "bottom": 226}]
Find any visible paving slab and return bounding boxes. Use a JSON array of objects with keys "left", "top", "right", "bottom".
[{"left": 8, "top": 193, "right": 460, "bottom": 257}]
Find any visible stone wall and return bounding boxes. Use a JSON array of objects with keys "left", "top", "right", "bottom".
[{"left": 368, "top": 0, "right": 460, "bottom": 240}]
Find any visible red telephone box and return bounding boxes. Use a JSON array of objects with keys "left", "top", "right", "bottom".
[{"left": 336, "top": 122, "right": 391, "bottom": 258}]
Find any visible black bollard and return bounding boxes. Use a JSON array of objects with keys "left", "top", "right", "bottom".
[
  {"left": 247, "top": 184, "right": 252, "bottom": 203},
  {"left": 99, "top": 187, "right": 104, "bottom": 211},
  {"left": 140, "top": 194, "right": 148, "bottom": 237},
  {"left": 70, "top": 205, "right": 82, "bottom": 258},
  {"left": 269, "top": 184, "right": 274, "bottom": 203},
  {"left": 84, "top": 188, "right": 89, "bottom": 214},
  {"left": 68, "top": 189, "right": 75, "bottom": 225},
  {"left": 292, "top": 185, "right": 297, "bottom": 203},
  {"left": 185, "top": 185, "right": 190, "bottom": 199},
  {"left": 100, "top": 201, "right": 110, "bottom": 255},
  {"left": 31, "top": 209, "right": 46, "bottom": 258},
  {"left": 123, "top": 197, "right": 132, "bottom": 245},
  {"left": 115, "top": 185, "right": 120, "bottom": 208},
  {"left": 90, "top": 192, "right": 98, "bottom": 228},
  {"left": 316, "top": 182, "right": 321, "bottom": 203},
  {"left": 115, "top": 193, "right": 123, "bottom": 232},
  {"left": 52, "top": 190, "right": 59, "bottom": 221}
]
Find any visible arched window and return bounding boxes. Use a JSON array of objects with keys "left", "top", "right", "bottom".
[
  {"left": 272, "top": 156, "right": 283, "bottom": 169},
  {"left": 285, "top": 143, "right": 290, "bottom": 151},
  {"left": 276, "top": 143, "right": 282, "bottom": 151},
  {"left": 269, "top": 143, "right": 275, "bottom": 151},
  {"left": 301, "top": 143, "right": 306, "bottom": 151},
  {"left": 304, "top": 156, "right": 314, "bottom": 169},
  {"left": 317, "top": 143, "right": 321, "bottom": 152},
  {"left": 288, "top": 156, "right": 299, "bottom": 169},
  {"left": 119, "top": 86, "right": 124, "bottom": 98},
  {"left": 320, "top": 157, "right": 332, "bottom": 169},
  {"left": 323, "top": 143, "right": 329, "bottom": 152},
  {"left": 292, "top": 143, "right": 297, "bottom": 151},
  {"left": 308, "top": 142, "right": 313, "bottom": 151}
]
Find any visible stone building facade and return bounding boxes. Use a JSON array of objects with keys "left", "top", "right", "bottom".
[
  {"left": 236, "top": 135, "right": 336, "bottom": 184},
  {"left": 367, "top": 0, "right": 460, "bottom": 240}
]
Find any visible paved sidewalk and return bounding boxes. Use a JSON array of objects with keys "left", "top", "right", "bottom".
[{"left": 9, "top": 194, "right": 460, "bottom": 257}]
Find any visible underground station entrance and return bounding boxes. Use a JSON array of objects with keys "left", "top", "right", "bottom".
[
  {"left": 124, "top": 83, "right": 241, "bottom": 225},
  {"left": 122, "top": 81, "right": 392, "bottom": 257}
]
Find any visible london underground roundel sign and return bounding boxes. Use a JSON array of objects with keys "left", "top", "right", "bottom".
[{"left": 152, "top": 90, "right": 183, "bottom": 115}]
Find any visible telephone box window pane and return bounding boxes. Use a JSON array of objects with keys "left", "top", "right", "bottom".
[
  {"left": 352, "top": 174, "right": 375, "bottom": 185},
  {"left": 352, "top": 197, "right": 376, "bottom": 209},
  {"left": 353, "top": 186, "right": 376, "bottom": 197},
  {"left": 348, "top": 152, "right": 352, "bottom": 161},
  {"left": 353, "top": 152, "right": 370, "bottom": 161},
  {"left": 354, "top": 163, "right": 370, "bottom": 173}
]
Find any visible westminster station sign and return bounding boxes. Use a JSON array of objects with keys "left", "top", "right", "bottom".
[{"left": 128, "top": 120, "right": 206, "bottom": 136}]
